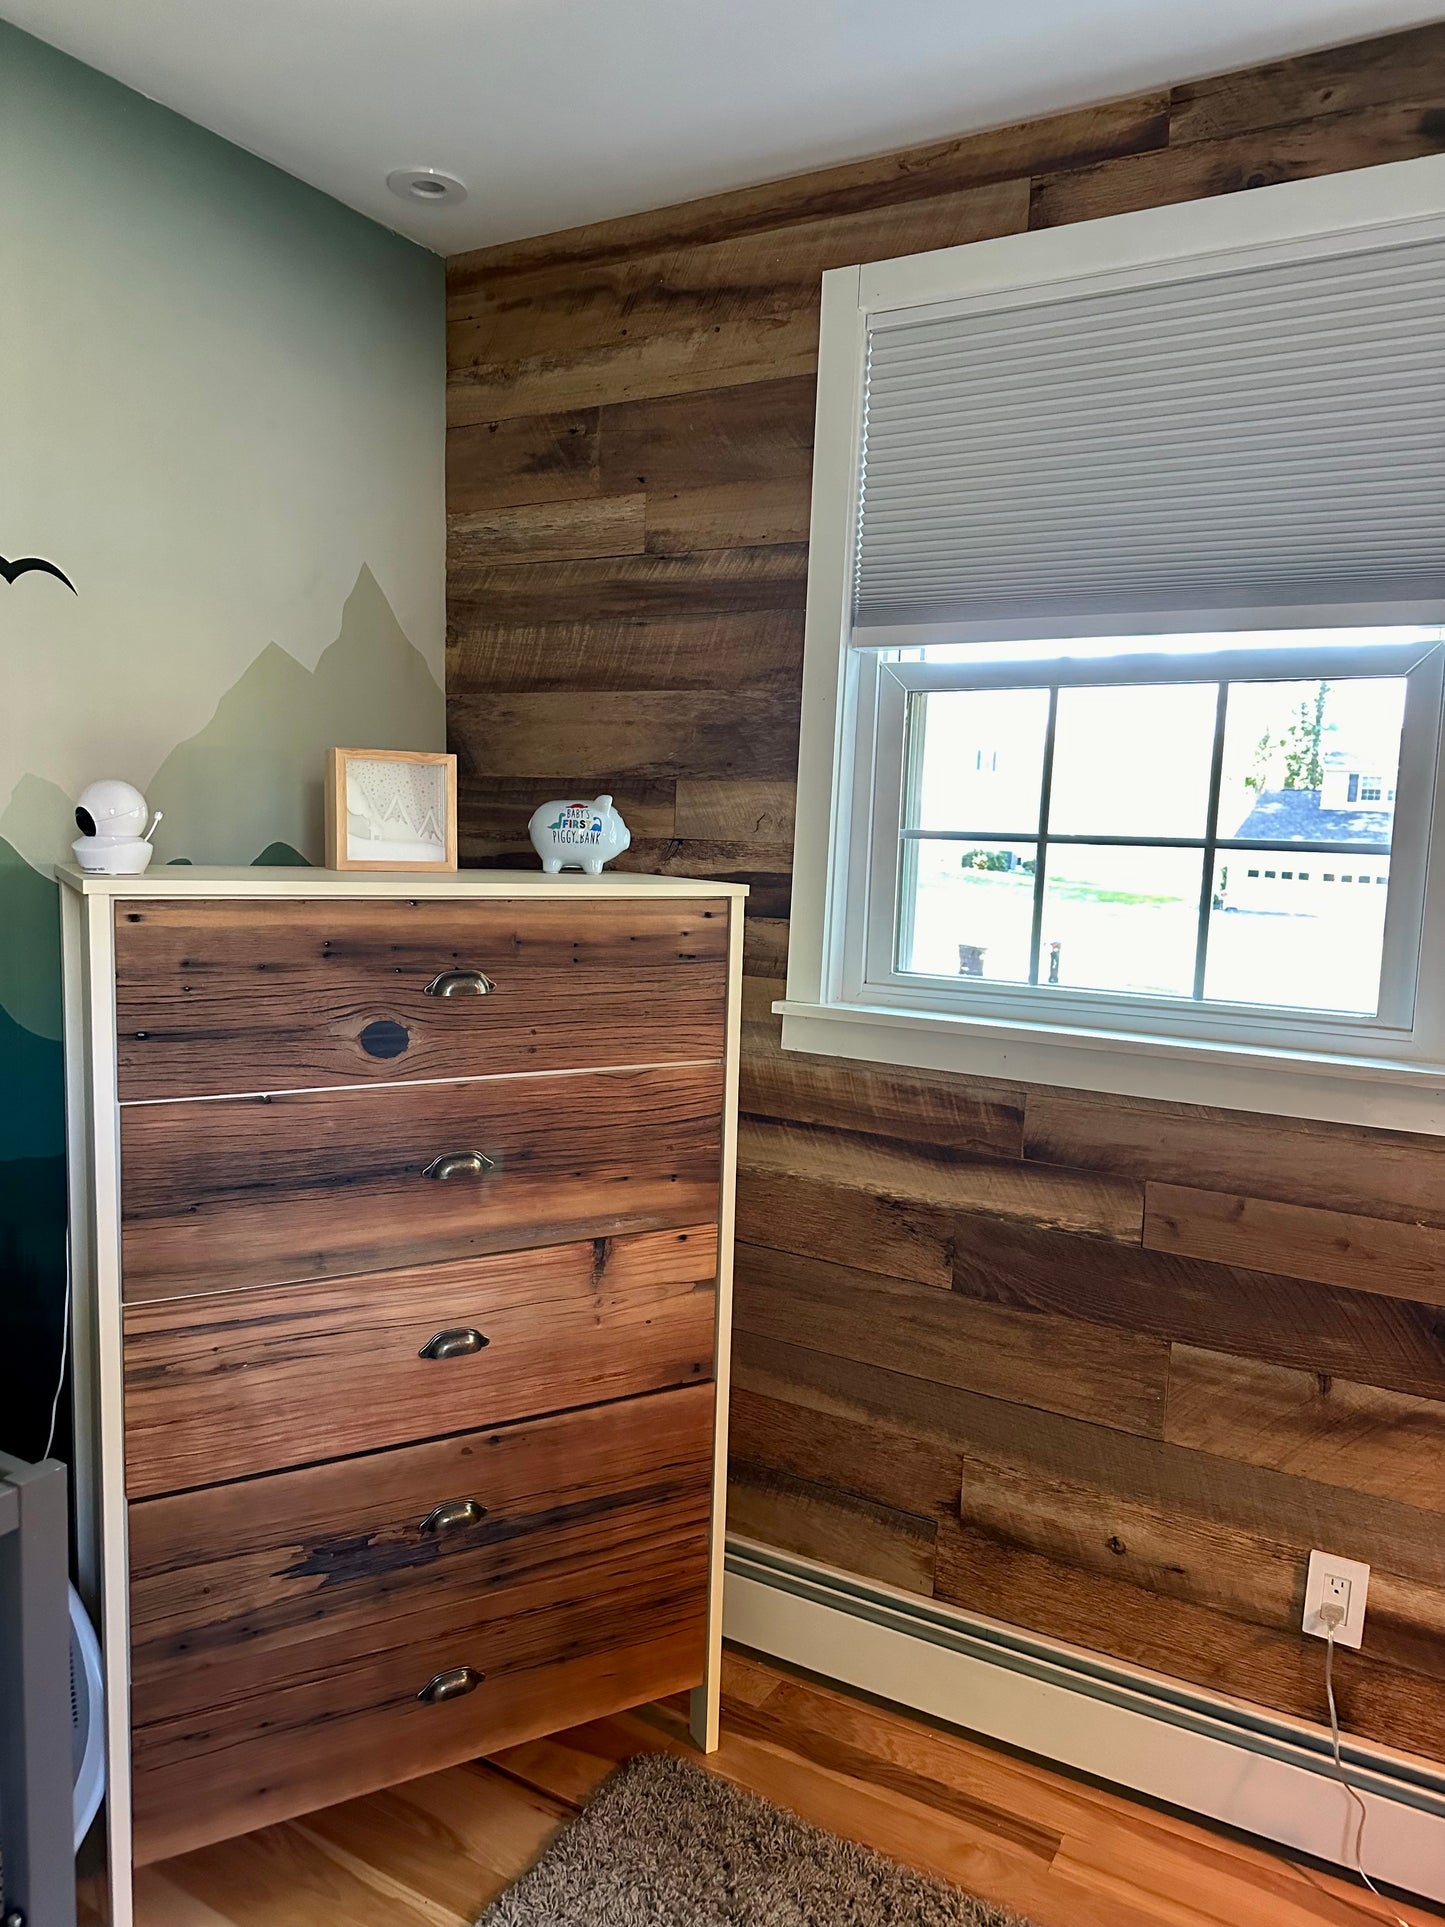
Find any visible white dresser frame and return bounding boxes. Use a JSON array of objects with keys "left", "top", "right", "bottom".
[{"left": 59, "top": 865, "right": 746, "bottom": 1927}]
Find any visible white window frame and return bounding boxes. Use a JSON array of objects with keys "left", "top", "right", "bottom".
[{"left": 782, "top": 154, "right": 1445, "bottom": 1133}]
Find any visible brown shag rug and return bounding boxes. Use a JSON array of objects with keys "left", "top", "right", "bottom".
[{"left": 478, "top": 1753, "right": 1032, "bottom": 1926}]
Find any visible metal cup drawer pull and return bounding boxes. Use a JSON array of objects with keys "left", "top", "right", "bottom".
[
  {"left": 418, "top": 1497, "right": 487, "bottom": 1536},
  {"left": 418, "top": 1327, "right": 488, "bottom": 1360},
  {"left": 424, "top": 969, "right": 496, "bottom": 998},
  {"left": 421, "top": 1150, "right": 494, "bottom": 1182},
  {"left": 417, "top": 1665, "right": 484, "bottom": 1705}
]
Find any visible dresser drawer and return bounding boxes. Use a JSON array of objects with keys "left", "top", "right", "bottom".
[
  {"left": 133, "top": 1627, "right": 704, "bottom": 1865},
  {"left": 123, "top": 1224, "right": 717, "bottom": 1495},
  {"left": 114, "top": 896, "right": 730, "bottom": 1099},
  {"left": 128, "top": 1386, "right": 712, "bottom": 1861},
  {"left": 120, "top": 1061, "right": 723, "bottom": 1301},
  {"left": 129, "top": 1382, "right": 713, "bottom": 1722}
]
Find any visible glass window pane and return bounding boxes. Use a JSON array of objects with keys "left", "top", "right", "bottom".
[
  {"left": 1040, "top": 844, "right": 1202, "bottom": 997},
  {"left": 909, "top": 689, "right": 1049, "bottom": 834},
  {"left": 1216, "top": 677, "right": 1405, "bottom": 849},
  {"left": 899, "top": 838, "right": 1036, "bottom": 982},
  {"left": 1049, "top": 684, "right": 1217, "bottom": 838},
  {"left": 1205, "top": 853, "right": 1389, "bottom": 1015}
]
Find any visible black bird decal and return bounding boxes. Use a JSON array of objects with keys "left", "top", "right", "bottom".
[{"left": 0, "top": 554, "right": 76, "bottom": 592}]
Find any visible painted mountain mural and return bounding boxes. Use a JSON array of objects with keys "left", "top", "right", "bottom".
[{"left": 0, "top": 567, "right": 443, "bottom": 1457}]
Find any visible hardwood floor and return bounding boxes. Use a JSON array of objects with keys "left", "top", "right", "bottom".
[{"left": 108, "top": 1648, "right": 1440, "bottom": 1927}]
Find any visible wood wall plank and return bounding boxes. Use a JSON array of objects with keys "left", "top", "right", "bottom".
[
  {"left": 741, "top": 980, "right": 1025, "bottom": 1157},
  {"left": 728, "top": 1378, "right": 962, "bottom": 1522},
  {"left": 1164, "top": 1344, "right": 1445, "bottom": 1513},
  {"left": 644, "top": 477, "right": 813, "bottom": 555},
  {"left": 742, "top": 916, "right": 789, "bottom": 980},
  {"left": 1023, "top": 1089, "right": 1445, "bottom": 1227},
  {"left": 597, "top": 378, "right": 816, "bottom": 494},
  {"left": 445, "top": 95, "right": 1168, "bottom": 284},
  {"left": 950, "top": 1211, "right": 1445, "bottom": 1402},
  {"left": 1168, "top": 24, "right": 1445, "bottom": 143},
  {"left": 734, "top": 1243, "right": 1169, "bottom": 1437},
  {"left": 448, "top": 610, "right": 804, "bottom": 695},
  {"left": 934, "top": 1519, "right": 1445, "bottom": 1761},
  {"left": 1144, "top": 1183, "right": 1445, "bottom": 1308},
  {"left": 447, "top": 496, "right": 645, "bottom": 566},
  {"left": 951, "top": 1443, "right": 1445, "bottom": 1655},
  {"left": 446, "top": 409, "right": 599, "bottom": 513},
  {"left": 728, "top": 1459, "right": 937, "bottom": 1594},
  {"left": 742, "top": 1118, "right": 1142, "bottom": 1243},
  {"left": 447, "top": 314, "right": 822, "bottom": 423},
  {"left": 675, "top": 779, "right": 796, "bottom": 844},
  {"left": 450, "top": 688, "right": 799, "bottom": 781},
  {"left": 449, "top": 184, "right": 1028, "bottom": 372},
  {"left": 1031, "top": 101, "right": 1445, "bottom": 228},
  {"left": 448, "top": 541, "right": 808, "bottom": 621}
]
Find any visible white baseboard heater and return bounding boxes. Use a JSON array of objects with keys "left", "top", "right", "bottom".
[{"left": 723, "top": 1537, "right": 1445, "bottom": 1907}]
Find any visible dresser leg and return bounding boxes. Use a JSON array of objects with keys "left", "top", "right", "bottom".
[{"left": 688, "top": 1677, "right": 721, "bottom": 1753}]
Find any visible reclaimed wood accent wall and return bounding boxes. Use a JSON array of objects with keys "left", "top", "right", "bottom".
[{"left": 446, "top": 23, "right": 1445, "bottom": 1759}]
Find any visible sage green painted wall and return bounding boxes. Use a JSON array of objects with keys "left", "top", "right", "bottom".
[{"left": 0, "top": 21, "right": 445, "bottom": 1455}]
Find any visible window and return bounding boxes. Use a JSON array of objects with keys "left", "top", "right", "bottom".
[
  {"left": 784, "top": 155, "right": 1445, "bottom": 1131},
  {"left": 870, "top": 633, "right": 1438, "bottom": 1031}
]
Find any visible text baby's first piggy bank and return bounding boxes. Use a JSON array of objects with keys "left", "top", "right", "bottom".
[{"left": 528, "top": 793, "right": 632, "bottom": 874}]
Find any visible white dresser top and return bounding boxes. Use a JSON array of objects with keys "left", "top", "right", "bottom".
[{"left": 56, "top": 864, "right": 748, "bottom": 901}]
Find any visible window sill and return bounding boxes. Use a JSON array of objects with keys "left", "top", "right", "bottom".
[{"left": 774, "top": 997, "right": 1445, "bottom": 1134}]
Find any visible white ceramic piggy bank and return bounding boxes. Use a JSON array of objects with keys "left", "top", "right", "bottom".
[{"left": 528, "top": 793, "right": 632, "bottom": 875}]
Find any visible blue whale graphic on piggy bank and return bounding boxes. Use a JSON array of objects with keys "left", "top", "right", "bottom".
[{"left": 528, "top": 792, "right": 632, "bottom": 874}]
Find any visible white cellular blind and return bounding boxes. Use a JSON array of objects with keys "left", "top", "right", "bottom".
[{"left": 854, "top": 236, "right": 1445, "bottom": 630}]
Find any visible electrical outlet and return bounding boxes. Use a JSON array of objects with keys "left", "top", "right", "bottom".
[{"left": 1303, "top": 1549, "right": 1370, "bottom": 1648}]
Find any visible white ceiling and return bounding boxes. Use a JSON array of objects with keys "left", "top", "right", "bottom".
[{"left": 6, "top": 0, "right": 1438, "bottom": 256}]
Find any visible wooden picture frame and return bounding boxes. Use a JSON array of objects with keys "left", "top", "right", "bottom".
[{"left": 325, "top": 748, "right": 458, "bottom": 873}]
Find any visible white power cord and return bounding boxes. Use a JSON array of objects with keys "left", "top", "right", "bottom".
[
  {"left": 41, "top": 1264, "right": 70, "bottom": 1461},
  {"left": 1318, "top": 1604, "right": 1412, "bottom": 1927}
]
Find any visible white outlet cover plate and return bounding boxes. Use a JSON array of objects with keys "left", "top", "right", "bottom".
[{"left": 1303, "top": 1549, "right": 1371, "bottom": 1649}]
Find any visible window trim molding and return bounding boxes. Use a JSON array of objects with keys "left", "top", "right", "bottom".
[{"left": 785, "top": 152, "right": 1445, "bottom": 1135}]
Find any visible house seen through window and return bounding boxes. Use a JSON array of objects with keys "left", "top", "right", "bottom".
[{"left": 893, "top": 640, "right": 1418, "bottom": 1018}]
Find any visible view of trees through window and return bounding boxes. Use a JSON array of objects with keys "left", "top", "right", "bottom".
[{"left": 897, "top": 665, "right": 1408, "bottom": 1016}]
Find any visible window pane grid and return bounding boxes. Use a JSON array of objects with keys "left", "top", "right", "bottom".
[{"left": 897, "top": 674, "right": 1400, "bottom": 1008}]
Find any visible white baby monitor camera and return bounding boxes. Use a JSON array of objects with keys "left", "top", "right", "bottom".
[{"left": 72, "top": 779, "right": 163, "bottom": 875}]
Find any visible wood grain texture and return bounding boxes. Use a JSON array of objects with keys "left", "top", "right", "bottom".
[
  {"left": 448, "top": 609, "right": 804, "bottom": 693},
  {"left": 114, "top": 896, "right": 728, "bottom": 1099},
  {"left": 446, "top": 19, "right": 1445, "bottom": 1758},
  {"left": 1164, "top": 1343, "right": 1445, "bottom": 1513},
  {"left": 445, "top": 408, "right": 599, "bottom": 514},
  {"left": 1168, "top": 23, "right": 1445, "bottom": 144},
  {"left": 447, "top": 183, "right": 1028, "bottom": 384},
  {"left": 1029, "top": 99, "right": 1445, "bottom": 229},
  {"left": 734, "top": 1243, "right": 1169, "bottom": 1437},
  {"left": 123, "top": 1225, "right": 718, "bottom": 1494},
  {"left": 450, "top": 687, "right": 800, "bottom": 781},
  {"left": 149, "top": 1652, "right": 1445, "bottom": 1927},
  {"left": 132, "top": 1628, "right": 704, "bottom": 1867},
  {"left": 120, "top": 1062, "right": 723, "bottom": 1300},
  {"left": 445, "top": 96, "right": 1167, "bottom": 282},
  {"left": 128, "top": 1382, "right": 714, "bottom": 1725},
  {"left": 934, "top": 1518, "right": 1445, "bottom": 1763},
  {"left": 950, "top": 1210, "right": 1445, "bottom": 1402},
  {"left": 1145, "top": 1183, "right": 1445, "bottom": 1307},
  {"left": 1024, "top": 1088, "right": 1445, "bottom": 1227},
  {"left": 727, "top": 1458, "right": 937, "bottom": 1595},
  {"left": 740, "top": 1117, "right": 1144, "bottom": 1258},
  {"left": 448, "top": 495, "right": 645, "bottom": 565},
  {"left": 741, "top": 976, "right": 1024, "bottom": 1155}
]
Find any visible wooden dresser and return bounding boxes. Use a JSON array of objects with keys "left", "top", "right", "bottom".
[{"left": 59, "top": 866, "right": 744, "bottom": 1927}]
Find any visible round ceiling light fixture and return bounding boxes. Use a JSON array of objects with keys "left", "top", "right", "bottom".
[{"left": 387, "top": 167, "right": 468, "bottom": 207}]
